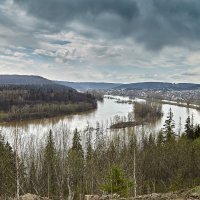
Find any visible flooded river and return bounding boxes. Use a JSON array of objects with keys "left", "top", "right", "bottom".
[{"left": 1, "top": 95, "right": 200, "bottom": 142}]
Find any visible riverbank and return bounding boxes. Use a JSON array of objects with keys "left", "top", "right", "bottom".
[
  {"left": 106, "top": 94, "right": 200, "bottom": 111},
  {"left": 0, "top": 102, "right": 97, "bottom": 124},
  {"left": 0, "top": 84, "right": 97, "bottom": 123},
  {"left": 141, "top": 97, "right": 200, "bottom": 110}
]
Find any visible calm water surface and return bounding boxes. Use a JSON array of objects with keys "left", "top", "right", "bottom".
[{"left": 1, "top": 95, "right": 200, "bottom": 141}]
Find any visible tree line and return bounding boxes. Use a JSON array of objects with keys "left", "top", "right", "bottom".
[
  {"left": 134, "top": 101, "right": 163, "bottom": 122},
  {"left": 1, "top": 109, "right": 200, "bottom": 199},
  {"left": 0, "top": 85, "right": 97, "bottom": 122}
]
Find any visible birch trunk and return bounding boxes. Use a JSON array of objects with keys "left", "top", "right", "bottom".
[{"left": 133, "top": 148, "right": 137, "bottom": 197}]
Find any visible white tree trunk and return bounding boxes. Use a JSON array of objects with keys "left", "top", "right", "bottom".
[
  {"left": 67, "top": 165, "right": 74, "bottom": 200},
  {"left": 67, "top": 176, "right": 74, "bottom": 200},
  {"left": 133, "top": 148, "right": 137, "bottom": 198},
  {"left": 14, "top": 126, "right": 20, "bottom": 199}
]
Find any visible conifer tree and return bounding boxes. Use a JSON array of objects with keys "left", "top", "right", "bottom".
[
  {"left": 102, "top": 166, "right": 133, "bottom": 197},
  {"left": 185, "top": 116, "right": 194, "bottom": 139},
  {"left": 157, "top": 131, "right": 164, "bottom": 146},
  {"left": 85, "top": 131, "right": 94, "bottom": 194},
  {"left": 194, "top": 125, "right": 200, "bottom": 139},
  {"left": 29, "top": 160, "right": 37, "bottom": 194},
  {"left": 0, "top": 136, "right": 16, "bottom": 197},
  {"left": 68, "top": 129, "right": 84, "bottom": 199},
  {"left": 162, "top": 108, "right": 175, "bottom": 141},
  {"left": 41, "top": 130, "right": 58, "bottom": 198}
]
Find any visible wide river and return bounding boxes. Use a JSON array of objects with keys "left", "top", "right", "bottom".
[{"left": 1, "top": 95, "right": 200, "bottom": 143}]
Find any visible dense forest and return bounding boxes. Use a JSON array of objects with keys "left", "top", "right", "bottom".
[
  {"left": 1, "top": 110, "right": 200, "bottom": 199},
  {"left": 0, "top": 85, "right": 97, "bottom": 122}
]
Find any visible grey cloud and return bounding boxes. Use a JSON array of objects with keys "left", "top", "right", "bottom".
[
  {"left": 14, "top": 0, "right": 139, "bottom": 24},
  {"left": 11, "top": 0, "right": 200, "bottom": 50},
  {"left": 0, "top": 0, "right": 199, "bottom": 54},
  {"left": 182, "top": 72, "right": 200, "bottom": 77},
  {"left": 146, "top": 0, "right": 200, "bottom": 49},
  {"left": 12, "top": 0, "right": 140, "bottom": 44},
  {"left": 170, "top": 70, "right": 200, "bottom": 82},
  {"left": 51, "top": 40, "right": 71, "bottom": 45}
]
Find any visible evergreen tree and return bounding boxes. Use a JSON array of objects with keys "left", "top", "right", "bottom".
[
  {"left": 68, "top": 129, "right": 84, "bottom": 199},
  {"left": 28, "top": 160, "right": 37, "bottom": 194},
  {"left": 102, "top": 166, "right": 133, "bottom": 197},
  {"left": 194, "top": 125, "right": 200, "bottom": 139},
  {"left": 157, "top": 131, "right": 164, "bottom": 146},
  {"left": 40, "top": 130, "right": 58, "bottom": 198},
  {"left": 185, "top": 116, "right": 194, "bottom": 139},
  {"left": 162, "top": 108, "right": 175, "bottom": 141},
  {"left": 85, "top": 132, "right": 94, "bottom": 194},
  {"left": 0, "top": 136, "right": 16, "bottom": 198},
  {"left": 72, "top": 128, "right": 83, "bottom": 155}
]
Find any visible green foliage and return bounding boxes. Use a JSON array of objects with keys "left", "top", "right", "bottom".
[
  {"left": 3, "top": 109, "right": 200, "bottom": 198},
  {"left": 162, "top": 108, "right": 175, "bottom": 141},
  {"left": 185, "top": 116, "right": 194, "bottom": 139},
  {"left": 0, "top": 135, "right": 16, "bottom": 197},
  {"left": 72, "top": 129, "right": 84, "bottom": 155},
  {"left": 191, "top": 186, "right": 200, "bottom": 195},
  {"left": 40, "top": 130, "right": 58, "bottom": 198},
  {"left": 157, "top": 131, "right": 165, "bottom": 146},
  {"left": 184, "top": 116, "right": 200, "bottom": 140},
  {"left": 68, "top": 129, "right": 84, "bottom": 199},
  {"left": 0, "top": 85, "right": 97, "bottom": 122},
  {"left": 102, "top": 166, "right": 133, "bottom": 197}
]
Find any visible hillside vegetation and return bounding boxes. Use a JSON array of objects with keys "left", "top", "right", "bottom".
[
  {"left": 1, "top": 111, "right": 200, "bottom": 199},
  {"left": 0, "top": 84, "right": 97, "bottom": 122}
]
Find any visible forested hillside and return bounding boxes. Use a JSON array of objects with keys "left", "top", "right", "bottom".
[
  {"left": 0, "top": 75, "right": 55, "bottom": 86},
  {"left": 1, "top": 111, "right": 200, "bottom": 199},
  {"left": 0, "top": 84, "right": 97, "bottom": 122}
]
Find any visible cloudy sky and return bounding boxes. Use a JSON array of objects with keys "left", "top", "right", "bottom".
[{"left": 0, "top": 0, "right": 200, "bottom": 83}]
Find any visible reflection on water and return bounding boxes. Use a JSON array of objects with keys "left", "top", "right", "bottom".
[{"left": 1, "top": 95, "right": 200, "bottom": 141}]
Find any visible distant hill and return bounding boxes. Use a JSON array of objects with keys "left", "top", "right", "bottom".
[
  {"left": 0, "top": 75, "right": 97, "bottom": 122},
  {"left": 55, "top": 81, "right": 121, "bottom": 90},
  {"left": 114, "top": 82, "right": 200, "bottom": 90},
  {"left": 1, "top": 75, "right": 200, "bottom": 91},
  {"left": 0, "top": 75, "right": 75, "bottom": 91},
  {"left": 0, "top": 75, "right": 54, "bottom": 85},
  {"left": 56, "top": 81, "right": 200, "bottom": 91}
]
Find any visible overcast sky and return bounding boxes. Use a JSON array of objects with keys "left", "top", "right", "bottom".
[{"left": 0, "top": 0, "right": 200, "bottom": 83}]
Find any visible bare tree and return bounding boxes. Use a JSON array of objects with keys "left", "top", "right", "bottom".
[{"left": 13, "top": 125, "right": 20, "bottom": 199}]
